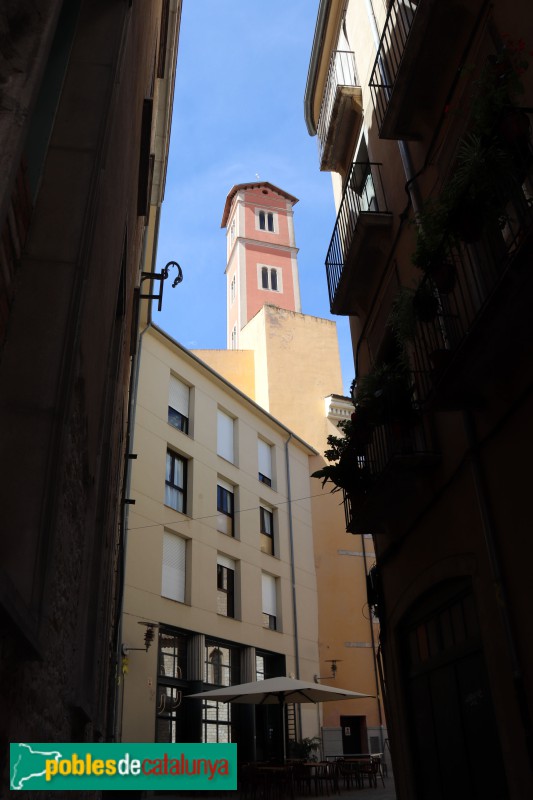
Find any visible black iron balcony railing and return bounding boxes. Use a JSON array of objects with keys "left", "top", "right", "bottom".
[
  {"left": 341, "top": 409, "right": 438, "bottom": 533},
  {"left": 317, "top": 50, "right": 359, "bottom": 166},
  {"left": 411, "top": 169, "right": 533, "bottom": 403},
  {"left": 325, "top": 161, "right": 390, "bottom": 311},
  {"left": 368, "top": 0, "right": 418, "bottom": 133}
]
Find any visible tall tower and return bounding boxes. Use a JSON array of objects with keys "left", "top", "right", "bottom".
[{"left": 221, "top": 182, "right": 302, "bottom": 349}]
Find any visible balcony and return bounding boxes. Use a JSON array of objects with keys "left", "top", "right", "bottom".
[
  {"left": 410, "top": 168, "right": 533, "bottom": 407},
  {"left": 369, "top": 0, "right": 486, "bottom": 139},
  {"left": 317, "top": 50, "right": 363, "bottom": 172},
  {"left": 325, "top": 161, "right": 392, "bottom": 316},
  {"left": 342, "top": 414, "right": 439, "bottom": 534}
]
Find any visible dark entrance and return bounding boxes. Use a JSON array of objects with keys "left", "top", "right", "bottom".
[
  {"left": 402, "top": 579, "right": 508, "bottom": 800},
  {"left": 340, "top": 715, "right": 366, "bottom": 754}
]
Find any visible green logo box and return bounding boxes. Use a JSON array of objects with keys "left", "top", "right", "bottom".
[{"left": 10, "top": 742, "right": 237, "bottom": 791}]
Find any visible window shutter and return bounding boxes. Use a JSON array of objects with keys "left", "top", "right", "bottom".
[
  {"left": 169, "top": 375, "right": 189, "bottom": 416},
  {"left": 262, "top": 573, "right": 276, "bottom": 616},
  {"left": 217, "top": 410, "right": 234, "bottom": 462},
  {"left": 162, "top": 533, "right": 186, "bottom": 602},
  {"left": 258, "top": 440, "right": 272, "bottom": 480},
  {"left": 217, "top": 554, "right": 235, "bottom": 572}
]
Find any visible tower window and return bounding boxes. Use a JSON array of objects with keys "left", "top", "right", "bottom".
[
  {"left": 230, "top": 275, "right": 236, "bottom": 304},
  {"left": 257, "top": 209, "right": 276, "bottom": 233},
  {"left": 258, "top": 265, "right": 282, "bottom": 293}
]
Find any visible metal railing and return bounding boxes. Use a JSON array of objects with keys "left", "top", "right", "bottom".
[
  {"left": 341, "top": 406, "right": 435, "bottom": 532},
  {"left": 317, "top": 50, "right": 359, "bottom": 165},
  {"left": 411, "top": 170, "right": 533, "bottom": 402},
  {"left": 368, "top": 0, "right": 418, "bottom": 132},
  {"left": 325, "top": 161, "right": 389, "bottom": 310}
]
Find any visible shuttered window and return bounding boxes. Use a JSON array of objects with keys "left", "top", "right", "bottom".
[
  {"left": 217, "top": 410, "right": 234, "bottom": 463},
  {"left": 262, "top": 573, "right": 277, "bottom": 630},
  {"left": 162, "top": 533, "right": 186, "bottom": 603},
  {"left": 217, "top": 555, "right": 235, "bottom": 618},
  {"left": 258, "top": 439, "right": 272, "bottom": 486},
  {"left": 169, "top": 375, "right": 189, "bottom": 433}
]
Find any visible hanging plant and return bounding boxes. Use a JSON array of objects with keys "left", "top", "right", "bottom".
[
  {"left": 311, "top": 418, "right": 372, "bottom": 495},
  {"left": 354, "top": 358, "right": 416, "bottom": 426}
]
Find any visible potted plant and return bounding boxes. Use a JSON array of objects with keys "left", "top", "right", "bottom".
[{"left": 287, "top": 737, "right": 321, "bottom": 761}]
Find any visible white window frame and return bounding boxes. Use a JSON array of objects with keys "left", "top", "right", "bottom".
[
  {"left": 230, "top": 325, "right": 237, "bottom": 350},
  {"left": 257, "top": 264, "right": 282, "bottom": 293},
  {"left": 230, "top": 274, "right": 236, "bottom": 304}
]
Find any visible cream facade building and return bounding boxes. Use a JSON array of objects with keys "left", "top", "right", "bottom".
[{"left": 120, "top": 323, "right": 320, "bottom": 761}]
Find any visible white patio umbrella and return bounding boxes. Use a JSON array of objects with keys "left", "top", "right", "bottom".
[{"left": 187, "top": 676, "right": 371, "bottom": 762}]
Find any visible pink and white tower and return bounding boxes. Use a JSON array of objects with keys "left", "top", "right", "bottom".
[{"left": 221, "top": 182, "right": 302, "bottom": 349}]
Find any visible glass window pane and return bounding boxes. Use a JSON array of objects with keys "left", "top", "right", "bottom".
[{"left": 270, "top": 268, "right": 278, "bottom": 291}]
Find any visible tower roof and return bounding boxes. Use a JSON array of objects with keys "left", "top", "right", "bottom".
[{"left": 221, "top": 181, "right": 299, "bottom": 228}]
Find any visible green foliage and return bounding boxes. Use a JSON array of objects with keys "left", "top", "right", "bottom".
[{"left": 288, "top": 737, "right": 322, "bottom": 761}]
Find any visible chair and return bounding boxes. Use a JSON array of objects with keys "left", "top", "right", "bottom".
[
  {"left": 292, "top": 761, "right": 313, "bottom": 796},
  {"left": 335, "top": 758, "right": 362, "bottom": 791},
  {"left": 357, "top": 756, "right": 384, "bottom": 789},
  {"left": 313, "top": 762, "right": 339, "bottom": 796}
]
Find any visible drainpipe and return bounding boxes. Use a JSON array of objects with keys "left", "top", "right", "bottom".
[
  {"left": 285, "top": 433, "right": 303, "bottom": 738},
  {"left": 361, "top": 535, "right": 385, "bottom": 755},
  {"left": 463, "top": 410, "right": 533, "bottom": 776},
  {"left": 111, "top": 222, "right": 154, "bottom": 741}
]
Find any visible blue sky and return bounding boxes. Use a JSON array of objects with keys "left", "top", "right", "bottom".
[{"left": 155, "top": 0, "right": 354, "bottom": 393}]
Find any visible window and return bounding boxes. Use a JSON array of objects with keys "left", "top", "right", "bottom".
[
  {"left": 231, "top": 325, "right": 237, "bottom": 350},
  {"left": 258, "top": 210, "right": 275, "bottom": 232},
  {"left": 258, "top": 265, "right": 282, "bottom": 293},
  {"left": 230, "top": 219, "right": 236, "bottom": 245},
  {"left": 260, "top": 506, "right": 274, "bottom": 556},
  {"left": 168, "top": 375, "right": 189, "bottom": 433},
  {"left": 217, "top": 409, "right": 234, "bottom": 463},
  {"left": 262, "top": 573, "right": 277, "bottom": 630},
  {"left": 217, "top": 480, "right": 234, "bottom": 536},
  {"left": 230, "top": 274, "right": 236, "bottom": 303},
  {"left": 203, "top": 640, "right": 240, "bottom": 743},
  {"left": 217, "top": 555, "right": 235, "bottom": 618},
  {"left": 258, "top": 439, "right": 272, "bottom": 486},
  {"left": 204, "top": 641, "right": 240, "bottom": 686},
  {"left": 202, "top": 699, "right": 232, "bottom": 743},
  {"left": 165, "top": 450, "right": 187, "bottom": 513},
  {"left": 156, "top": 629, "right": 189, "bottom": 743},
  {"left": 161, "top": 532, "right": 186, "bottom": 602}
]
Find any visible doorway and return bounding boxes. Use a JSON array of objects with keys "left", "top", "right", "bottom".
[{"left": 340, "top": 715, "right": 366, "bottom": 754}]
